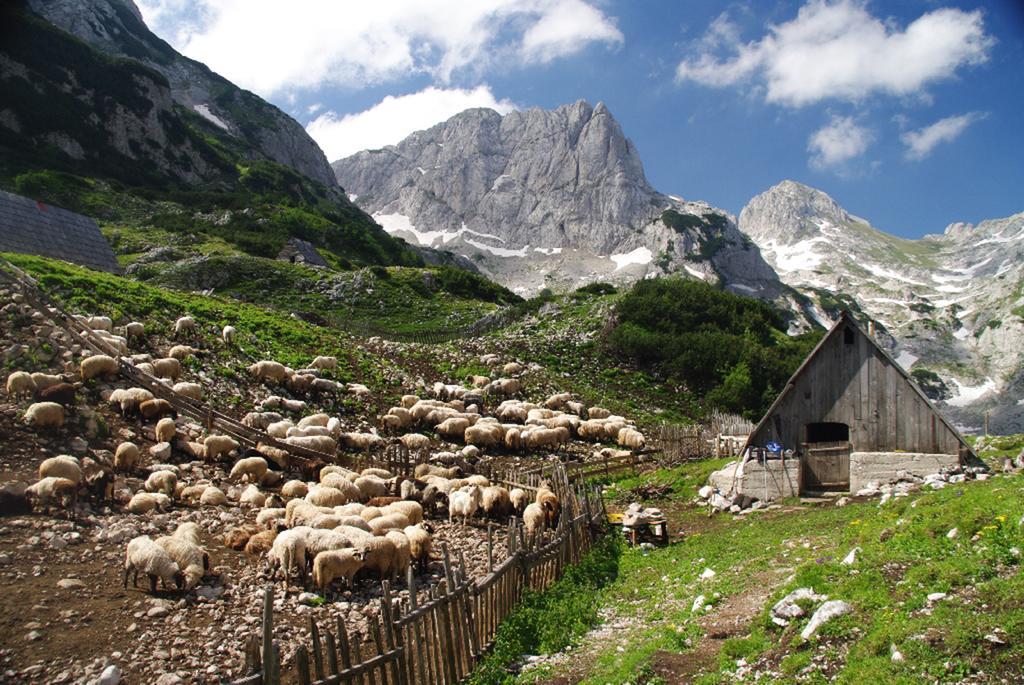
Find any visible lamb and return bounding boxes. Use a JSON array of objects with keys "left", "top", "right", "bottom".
[
  {"left": 154, "top": 417, "right": 176, "bottom": 444},
  {"left": 25, "top": 477, "right": 78, "bottom": 513},
  {"left": 127, "top": 492, "right": 170, "bottom": 514},
  {"left": 523, "top": 503, "right": 546, "bottom": 539},
  {"left": 199, "top": 486, "right": 227, "bottom": 506},
  {"left": 287, "top": 426, "right": 333, "bottom": 438},
  {"left": 382, "top": 407, "right": 413, "bottom": 432},
  {"left": 384, "top": 500, "right": 423, "bottom": 525},
  {"left": 125, "top": 321, "right": 145, "bottom": 339},
  {"left": 114, "top": 442, "right": 141, "bottom": 472},
  {"left": 30, "top": 372, "right": 64, "bottom": 391},
  {"left": 124, "top": 536, "right": 183, "bottom": 592},
  {"left": 399, "top": 433, "right": 431, "bottom": 451},
  {"left": 384, "top": 530, "right": 411, "bottom": 579},
  {"left": 222, "top": 325, "right": 237, "bottom": 345},
  {"left": 481, "top": 486, "right": 513, "bottom": 520},
  {"left": 139, "top": 399, "right": 175, "bottom": 420},
  {"left": 249, "top": 361, "right": 289, "bottom": 384},
  {"left": 25, "top": 402, "right": 64, "bottom": 430},
  {"left": 312, "top": 548, "right": 364, "bottom": 594},
  {"left": 179, "top": 483, "right": 209, "bottom": 503},
  {"left": 403, "top": 524, "right": 433, "bottom": 572},
  {"left": 367, "top": 513, "right": 412, "bottom": 536},
  {"left": 204, "top": 435, "right": 239, "bottom": 461},
  {"left": 241, "top": 411, "right": 282, "bottom": 430},
  {"left": 145, "top": 470, "right": 178, "bottom": 496},
  {"left": 617, "top": 427, "right": 645, "bottom": 449},
  {"left": 154, "top": 535, "right": 205, "bottom": 589},
  {"left": 281, "top": 480, "right": 309, "bottom": 499},
  {"left": 172, "top": 382, "right": 202, "bottom": 401},
  {"left": 36, "top": 382, "right": 76, "bottom": 407},
  {"left": 38, "top": 455, "right": 81, "bottom": 484},
  {"left": 240, "top": 484, "right": 266, "bottom": 508},
  {"left": 6, "top": 371, "right": 36, "bottom": 399},
  {"left": 311, "top": 356, "right": 338, "bottom": 370},
  {"left": 267, "top": 526, "right": 310, "bottom": 583},
  {"left": 448, "top": 485, "right": 482, "bottom": 525},
  {"left": 230, "top": 456, "right": 269, "bottom": 483},
  {"left": 152, "top": 357, "right": 182, "bottom": 381},
  {"left": 80, "top": 354, "right": 119, "bottom": 381}
]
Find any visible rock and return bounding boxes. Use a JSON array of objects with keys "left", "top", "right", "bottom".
[
  {"left": 98, "top": 664, "right": 121, "bottom": 685},
  {"left": 57, "top": 578, "right": 86, "bottom": 589},
  {"left": 927, "top": 592, "right": 947, "bottom": 603},
  {"left": 298, "top": 592, "right": 321, "bottom": 605},
  {"left": 841, "top": 547, "right": 860, "bottom": 566},
  {"left": 834, "top": 497, "right": 851, "bottom": 507},
  {"left": 891, "top": 646, "right": 904, "bottom": 662},
  {"left": 69, "top": 436, "right": 89, "bottom": 453},
  {"left": 150, "top": 442, "right": 172, "bottom": 462},
  {"left": 691, "top": 594, "right": 706, "bottom": 612},
  {"left": 154, "top": 675, "right": 184, "bottom": 685},
  {"left": 698, "top": 485, "right": 715, "bottom": 499},
  {"left": 770, "top": 587, "right": 827, "bottom": 626},
  {"left": 879, "top": 493, "right": 892, "bottom": 506},
  {"left": 699, "top": 568, "right": 716, "bottom": 581},
  {"left": 26, "top": 630, "right": 42, "bottom": 641},
  {"left": 947, "top": 528, "right": 959, "bottom": 539},
  {"left": 801, "top": 600, "right": 853, "bottom": 640},
  {"left": 147, "top": 606, "right": 169, "bottom": 618},
  {"left": 709, "top": 493, "right": 731, "bottom": 512},
  {"left": 855, "top": 481, "right": 881, "bottom": 497}
]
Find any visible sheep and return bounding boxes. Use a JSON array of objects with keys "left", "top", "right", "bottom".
[
  {"left": 151, "top": 358, "right": 181, "bottom": 381},
  {"left": 114, "top": 442, "right": 141, "bottom": 472},
  {"left": 287, "top": 426, "right": 333, "bottom": 438},
  {"left": 384, "top": 500, "right": 423, "bottom": 525},
  {"left": 384, "top": 530, "right": 411, "bottom": 578},
  {"left": 39, "top": 455, "right": 81, "bottom": 484},
  {"left": 112, "top": 387, "right": 154, "bottom": 415},
  {"left": 25, "top": 477, "right": 78, "bottom": 514},
  {"left": 30, "top": 372, "right": 63, "bottom": 391},
  {"left": 510, "top": 488, "right": 529, "bottom": 514},
  {"left": 172, "top": 522, "right": 203, "bottom": 547},
  {"left": 249, "top": 361, "right": 288, "bottom": 384},
  {"left": 465, "top": 422, "right": 503, "bottom": 448},
  {"left": 124, "top": 536, "right": 183, "bottom": 592},
  {"left": 256, "top": 443, "right": 290, "bottom": 470},
  {"left": 144, "top": 470, "right": 177, "bottom": 497},
  {"left": 242, "top": 411, "right": 282, "bottom": 430},
  {"left": 222, "top": 325, "right": 237, "bottom": 345},
  {"left": 285, "top": 435, "right": 338, "bottom": 454},
  {"left": 588, "top": 407, "right": 611, "bottom": 420},
  {"left": 6, "top": 371, "right": 36, "bottom": 399},
  {"left": 502, "top": 362, "right": 523, "bottom": 376},
  {"left": 179, "top": 483, "right": 209, "bottom": 503},
  {"left": 152, "top": 417, "right": 176, "bottom": 444},
  {"left": 403, "top": 524, "right": 432, "bottom": 572},
  {"left": 361, "top": 467, "right": 393, "bottom": 479},
  {"left": 245, "top": 529, "right": 278, "bottom": 556},
  {"left": 266, "top": 420, "right": 294, "bottom": 438},
  {"left": 306, "top": 486, "right": 347, "bottom": 507},
  {"left": 36, "top": 382, "right": 75, "bottom": 407},
  {"left": 230, "top": 456, "right": 269, "bottom": 483},
  {"left": 311, "top": 356, "right": 338, "bottom": 370},
  {"left": 166, "top": 345, "right": 194, "bottom": 361},
  {"left": 347, "top": 383, "right": 372, "bottom": 397},
  {"left": 80, "top": 354, "right": 119, "bottom": 381},
  {"left": 523, "top": 427, "right": 566, "bottom": 450},
  {"left": 267, "top": 526, "right": 310, "bottom": 583},
  {"left": 523, "top": 503, "right": 546, "bottom": 539},
  {"left": 199, "top": 486, "right": 227, "bottom": 506},
  {"left": 240, "top": 484, "right": 267, "bottom": 508},
  {"left": 414, "top": 463, "right": 460, "bottom": 479},
  {"left": 204, "top": 435, "right": 239, "bottom": 461},
  {"left": 382, "top": 408, "right": 412, "bottom": 432},
  {"left": 154, "top": 535, "right": 205, "bottom": 589},
  {"left": 319, "top": 475, "right": 362, "bottom": 502},
  {"left": 172, "top": 382, "right": 202, "bottom": 401},
  {"left": 87, "top": 315, "right": 113, "bottom": 331},
  {"left": 448, "top": 485, "right": 482, "bottom": 525},
  {"left": 174, "top": 316, "right": 195, "bottom": 338},
  {"left": 340, "top": 432, "right": 382, "bottom": 451},
  {"left": 354, "top": 535, "right": 397, "bottom": 581},
  {"left": 485, "top": 378, "right": 521, "bottom": 397},
  {"left": 255, "top": 508, "right": 287, "bottom": 530},
  {"left": 287, "top": 373, "right": 315, "bottom": 394},
  {"left": 281, "top": 480, "right": 309, "bottom": 499},
  {"left": 224, "top": 525, "right": 259, "bottom": 550},
  {"left": 125, "top": 321, "right": 145, "bottom": 339},
  {"left": 504, "top": 427, "right": 523, "bottom": 451},
  {"left": 617, "top": 427, "right": 645, "bottom": 449},
  {"left": 401, "top": 394, "right": 419, "bottom": 409},
  {"left": 25, "top": 402, "right": 64, "bottom": 430},
  {"left": 139, "top": 399, "right": 174, "bottom": 420},
  {"left": 481, "top": 486, "right": 513, "bottom": 520},
  {"left": 354, "top": 476, "right": 388, "bottom": 501},
  {"left": 399, "top": 433, "right": 431, "bottom": 451},
  {"left": 313, "top": 548, "right": 364, "bottom": 594},
  {"left": 545, "top": 392, "right": 572, "bottom": 410},
  {"left": 126, "top": 492, "right": 170, "bottom": 514},
  {"left": 436, "top": 417, "right": 471, "bottom": 439},
  {"left": 368, "top": 513, "right": 412, "bottom": 536},
  {"left": 537, "top": 487, "right": 561, "bottom": 530}
]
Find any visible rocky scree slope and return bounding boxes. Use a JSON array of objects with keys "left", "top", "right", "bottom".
[
  {"left": 333, "top": 100, "right": 805, "bottom": 317},
  {"left": 740, "top": 180, "right": 1024, "bottom": 432}
]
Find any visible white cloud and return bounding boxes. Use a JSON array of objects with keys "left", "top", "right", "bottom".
[
  {"left": 306, "top": 103, "right": 323, "bottom": 115},
  {"left": 306, "top": 86, "right": 516, "bottom": 161},
  {"left": 135, "top": 0, "right": 622, "bottom": 97},
  {"left": 901, "top": 112, "right": 985, "bottom": 160},
  {"left": 676, "top": 1, "right": 993, "bottom": 106},
  {"left": 808, "top": 115, "right": 873, "bottom": 170}
]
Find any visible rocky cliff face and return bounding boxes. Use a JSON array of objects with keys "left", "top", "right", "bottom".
[
  {"left": 333, "top": 101, "right": 802, "bottom": 317},
  {"left": 26, "top": 0, "right": 338, "bottom": 189},
  {"left": 740, "top": 180, "right": 1024, "bottom": 432}
]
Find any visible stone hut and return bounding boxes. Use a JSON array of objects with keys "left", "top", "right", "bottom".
[{"left": 277, "top": 238, "right": 328, "bottom": 268}]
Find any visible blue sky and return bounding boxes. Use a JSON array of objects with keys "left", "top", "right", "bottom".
[{"left": 138, "top": 0, "right": 1024, "bottom": 238}]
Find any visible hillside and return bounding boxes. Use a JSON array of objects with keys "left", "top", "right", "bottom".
[{"left": 740, "top": 180, "right": 1024, "bottom": 433}]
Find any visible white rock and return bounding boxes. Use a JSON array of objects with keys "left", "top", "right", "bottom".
[
  {"left": 801, "top": 600, "right": 852, "bottom": 640},
  {"left": 709, "top": 494, "right": 731, "bottom": 511},
  {"left": 698, "top": 485, "right": 714, "bottom": 499},
  {"left": 98, "top": 664, "right": 121, "bottom": 685},
  {"left": 947, "top": 528, "right": 959, "bottom": 539},
  {"left": 691, "top": 594, "right": 706, "bottom": 612},
  {"left": 699, "top": 568, "right": 716, "bottom": 581},
  {"left": 150, "top": 442, "right": 172, "bottom": 461},
  {"left": 771, "top": 587, "right": 826, "bottom": 626},
  {"left": 841, "top": 547, "right": 860, "bottom": 566},
  {"left": 57, "top": 578, "right": 85, "bottom": 589},
  {"left": 891, "top": 647, "right": 904, "bottom": 662}
]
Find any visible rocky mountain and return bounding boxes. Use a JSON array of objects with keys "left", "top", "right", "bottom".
[
  {"left": 740, "top": 180, "right": 1024, "bottom": 432},
  {"left": 333, "top": 100, "right": 805, "bottom": 316},
  {"left": 25, "top": 0, "right": 338, "bottom": 188}
]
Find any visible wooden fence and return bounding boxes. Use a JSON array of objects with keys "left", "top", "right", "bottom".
[
  {"left": 230, "top": 475, "right": 607, "bottom": 685},
  {"left": 654, "top": 412, "right": 755, "bottom": 463}
]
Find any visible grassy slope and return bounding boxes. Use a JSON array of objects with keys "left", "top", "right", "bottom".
[{"left": 503, "top": 462, "right": 1023, "bottom": 685}]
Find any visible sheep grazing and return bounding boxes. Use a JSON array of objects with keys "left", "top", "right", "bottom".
[
  {"left": 114, "top": 442, "right": 141, "bottom": 472},
  {"left": 385, "top": 500, "right": 424, "bottom": 525},
  {"left": 30, "top": 372, "right": 63, "bottom": 391},
  {"left": 126, "top": 492, "right": 170, "bottom": 514},
  {"left": 286, "top": 435, "right": 338, "bottom": 454},
  {"left": 199, "top": 486, "right": 228, "bottom": 506},
  {"left": 367, "top": 513, "right": 411, "bottom": 536},
  {"left": 257, "top": 508, "right": 287, "bottom": 529},
  {"left": 154, "top": 535, "right": 205, "bottom": 589},
  {"left": 545, "top": 392, "right": 572, "bottom": 410},
  {"left": 249, "top": 361, "right": 288, "bottom": 384},
  {"left": 313, "top": 548, "right": 364, "bottom": 594},
  {"left": 354, "top": 476, "right": 388, "bottom": 501},
  {"left": 588, "top": 406, "right": 611, "bottom": 420},
  {"left": 384, "top": 530, "right": 411, "bottom": 578},
  {"left": 311, "top": 355, "right": 338, "bottom": 370},
  {"left": 80, "top": 354, "right": 119, "bottom": 381},
  {"left": 221, "top": 325, "right": 237, "bottom": 345},
  {"left": 124, "top": 536, "right": 183, "bottom": 592},
  {"left": 224, "top": 525, "right": 260, "bottom": 551},
  {"left": 307, "top": 486, "right": 347, "bottom": 508},
  {"left": 112, "top": 387, "right": 154, "bottom": 415},
  {"left": 172, "top": 382, "right": 202, "bottom": 401},
  {"left": 536, "top": 487, "right": 561, "bottom": 530},
  {"left": 125, "top": 321, "right": 145, "bottom": 339},
  {"left": 523, "top": 502, "right": 546, "bottom": 539},
  {"left": 510, "top": 488, "right": 529, "bottom": 514},
  {"left": 339, "top": 432, "right": 382, "bottom": 452},
  {"left": 403, "top": 524, "right": 432, "bottom": 572},
  {"left": 347, "top": 383, "right": 372, "bottom": 397},
  {"left": 465, "top": 422, "right": 503, "bottom": 448},
  {"left": 281, "top": 480, "right": 309, "bottom": 499},
  {"left": 401, "top": 394, "right": 419, "bottom": 409},
  {"left": 6, "top": 371, "right": 36, "bottom": 399},
  {"left": 481, "top": 486, "right": 513, "bottom": 520},
  {"left": 151, "top": 358, "right": 181, "bottom": 381},
  {"left": 436, "top": 417, "right": 471, "bottom": 439},
  {"left": 245, "top": 529, "right": 278, "bottom": 556},
  {"left": 617, "top": 427, "right": 645, "bottom": 450},
  {"left": 167, "top": 345, "right": 196, "bottom": 361},
  {"left": 268, "top": 526, "right": 310, "bottom": 584},
  {"left": 355, "top": 535, "right": 397, "bottom": 581},
  {"left": 87, "top": 315, "right": 113, "bottom": 331},
  {"left": 242, "top": 411, "right": 282, "bottom": 430},
  {"left": 229, "top": 456, "right": 269, "bottom": 483},
  {"left": 448, "top": 485, "right": 482, "bottom": 526},
  {"left": 25, "top": 401, "right": 64, "bottom": 430},
  {"left": 174, "top": 316, "right": 196, "bottom": 339},
  {"left": 137, "top": 399, "right": 173, "bottom": 421},
  {"left": 502, "top": 362, "right": 523, "bottom": 376},
  {"left": 399, "top": 433, "right": 430, "bottom": 452},
  {"left": 36, "top": 382, "right": 75, "bottom": 407},
  {"left": 38, "top": 455, "right": 81, "bottom": 484},
  {"left": 25, "top": 477, "right": 78, "bottom": 514},
  {"left": 204, "top": 435, "right": 239, "bottom": 461},
  {"left": 172, "top": 522, "right": 203, "bottom": 547},
  {"left": 145, "top": 470, "right": 178, "bottom": 496}
]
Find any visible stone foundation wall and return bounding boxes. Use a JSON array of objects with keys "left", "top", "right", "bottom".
[
  {"left": 716, "top": 457, "right": 800, "bottom": 501},
  {"left": 849, "top": 452, "right": 960, "bottom": 492}
]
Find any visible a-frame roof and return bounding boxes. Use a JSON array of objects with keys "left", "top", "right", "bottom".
[{"left": 741, "top": 311, "right": 975, "bottom": 461}]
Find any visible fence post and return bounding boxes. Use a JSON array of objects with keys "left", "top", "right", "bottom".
[{"left": 260, "top": 586, "right": 275, "bottom": 685}]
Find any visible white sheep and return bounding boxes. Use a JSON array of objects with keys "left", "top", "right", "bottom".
[
  {"left": 588, "top": 407, "right": 611, "bottom": 420},
  {"left": 481, "top": 486, "right": 512, "bottom": 520},
  {"left": 172, "top": 382, "right": 202, "bottom": 401},
  {"left": 155, "top": 417, "right": 176, "bottom": 444},
  {"left": 355, "top": 535, "right": 397, "bottom": 581},
  {"left": 174, "top": 316, "right": 196, "bottom": 338},
  {"left": 199, "top": 486, "right": 227, "bottom": 506},
  {"left": 268, "top": 526, "right": 310, "bottom": 583},
  {"left": 249, "top": 361, "right": 288, "bottom": 383},
  {"left": 617, "top": 427, "right": 646, "bottom": 449},
  {"left": 172, "top": 522, "right": 203, "bottom": 547},
  {"left": 154, "top": 535, "right": 205, "bottom": 589},
  {"left": 384, "top": 530, "right": 411, "bottom": 578},
  {"left": 367, "top": 513, "right": 412, "bottom": 536},
  {"left": 403, "top": 524, "right": 432, "bottom": 572},
  {"left": 167, "top": 345, "right": 196, "bottom": 361},
  {"left": 204, "top": 435, "right": 239, "bottom": 461},
  {"left": 384, "top": 501, "right": 423, "bottom": 525},
  {"left": 112, "top": 387, "right": 154, "bottom": 415},
  {"left": 340, "top": 432, "right": 381, "bottom": 451},
  {"left": 239, "top": 484, "right": 266, "bottom": 508},
  {"left": 152, "top": 358, "right": 181, "bottom": 381},
  {"left": 465, "top": 422, "right": 503, "bottom": 448},
  {"left": 38, "top": 455, "right": 81, "bottom": 484},
  {"left": 510, "top": 488, "right": 529, "bottom": 514},
  {"left": 523, "top": 502, "right": 546, "bottom": 539},
  {"left": 399, "top": 433, "right": 431, "bottom": 451},
  {"left": 286, "top": 435, "right": 338, "bottom": 454},
  {"left": 30, "top": 372, "right": 63, "bottom": 391},
  {"left": 311, "top": 356, "right": 338, "bottom": 370},
  {"left": 401, "top": 394, "right": 419, "bottom": 409},
  {"left": 347, "top": 382, "right": 372, "bottom": 397},
  {"left": 25, "top": 477, "right": 77, "bottom": 513},
  {"left": 25, "top": 402, "right": 64, "bottom": 430},
  {"left": 126, "top": 492, "right": 170, "bottom": 514},
  {"left": 125, "top": 322, "right": 145, "bottom": 339},
  {"left": 266, "top": 420, "right": 294, "bottom": 438},
  {"left": 306, "top": 486, "right": 347, "bottom": 507},
  {"left": 124, "top": 536, "right": 183, "bottom": 592},
  {"left": 222, "top": 325, "right": 237, "bottom": 345},
  {"left": 354, "top": 476, "right": 388, "bottom": 501},
  {"left": 313, "top": 548, "right": 364, "bottom": 594},
  {"left": 6, "top": 371, "right": 36, "bottom": 399},
  {"left": 545, "top": 392, "right": 572, "bottom": 410},
  {"left": 257, "top": 508, "right": 287, "bottom": 528},
  {"left": 229, "top": 456, "right": 269, "bottom": 483},
  {"left": 80, "top": 354, "right": 119, "bottom": 381},
  {"left": 114, "top": 442, "right": 141, "bottom": 472},
  {"left": 145, "top": 470, "right": 178, "bottom": 496},
  {"left": 319, "top": 474, "right": 361, "bottom": 502},
  {"left": 448, "top": 485, "right": 482, "bottom": 525},
  {"left": 281, "top": 480, "right": 309, "bottom": 499}
]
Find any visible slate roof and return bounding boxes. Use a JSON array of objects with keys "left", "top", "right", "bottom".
[
  {"left": 277, "top": 237, "right": 329, "bottom": 268},
  {"left": 0, "top": 190, "right": 122, "bottom": 273}
]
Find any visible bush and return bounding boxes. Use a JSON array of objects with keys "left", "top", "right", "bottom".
[{"left": 574, "top": 282, "right": 617, "bottom": 297}]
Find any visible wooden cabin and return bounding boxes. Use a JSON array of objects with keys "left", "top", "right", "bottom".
[{"left": 729, "top": 312, "right": 974, "bottom": 498}]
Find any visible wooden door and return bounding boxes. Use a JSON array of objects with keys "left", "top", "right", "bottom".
[{"left": 801, "top": 441, "right": 850, "bottom": 492}]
